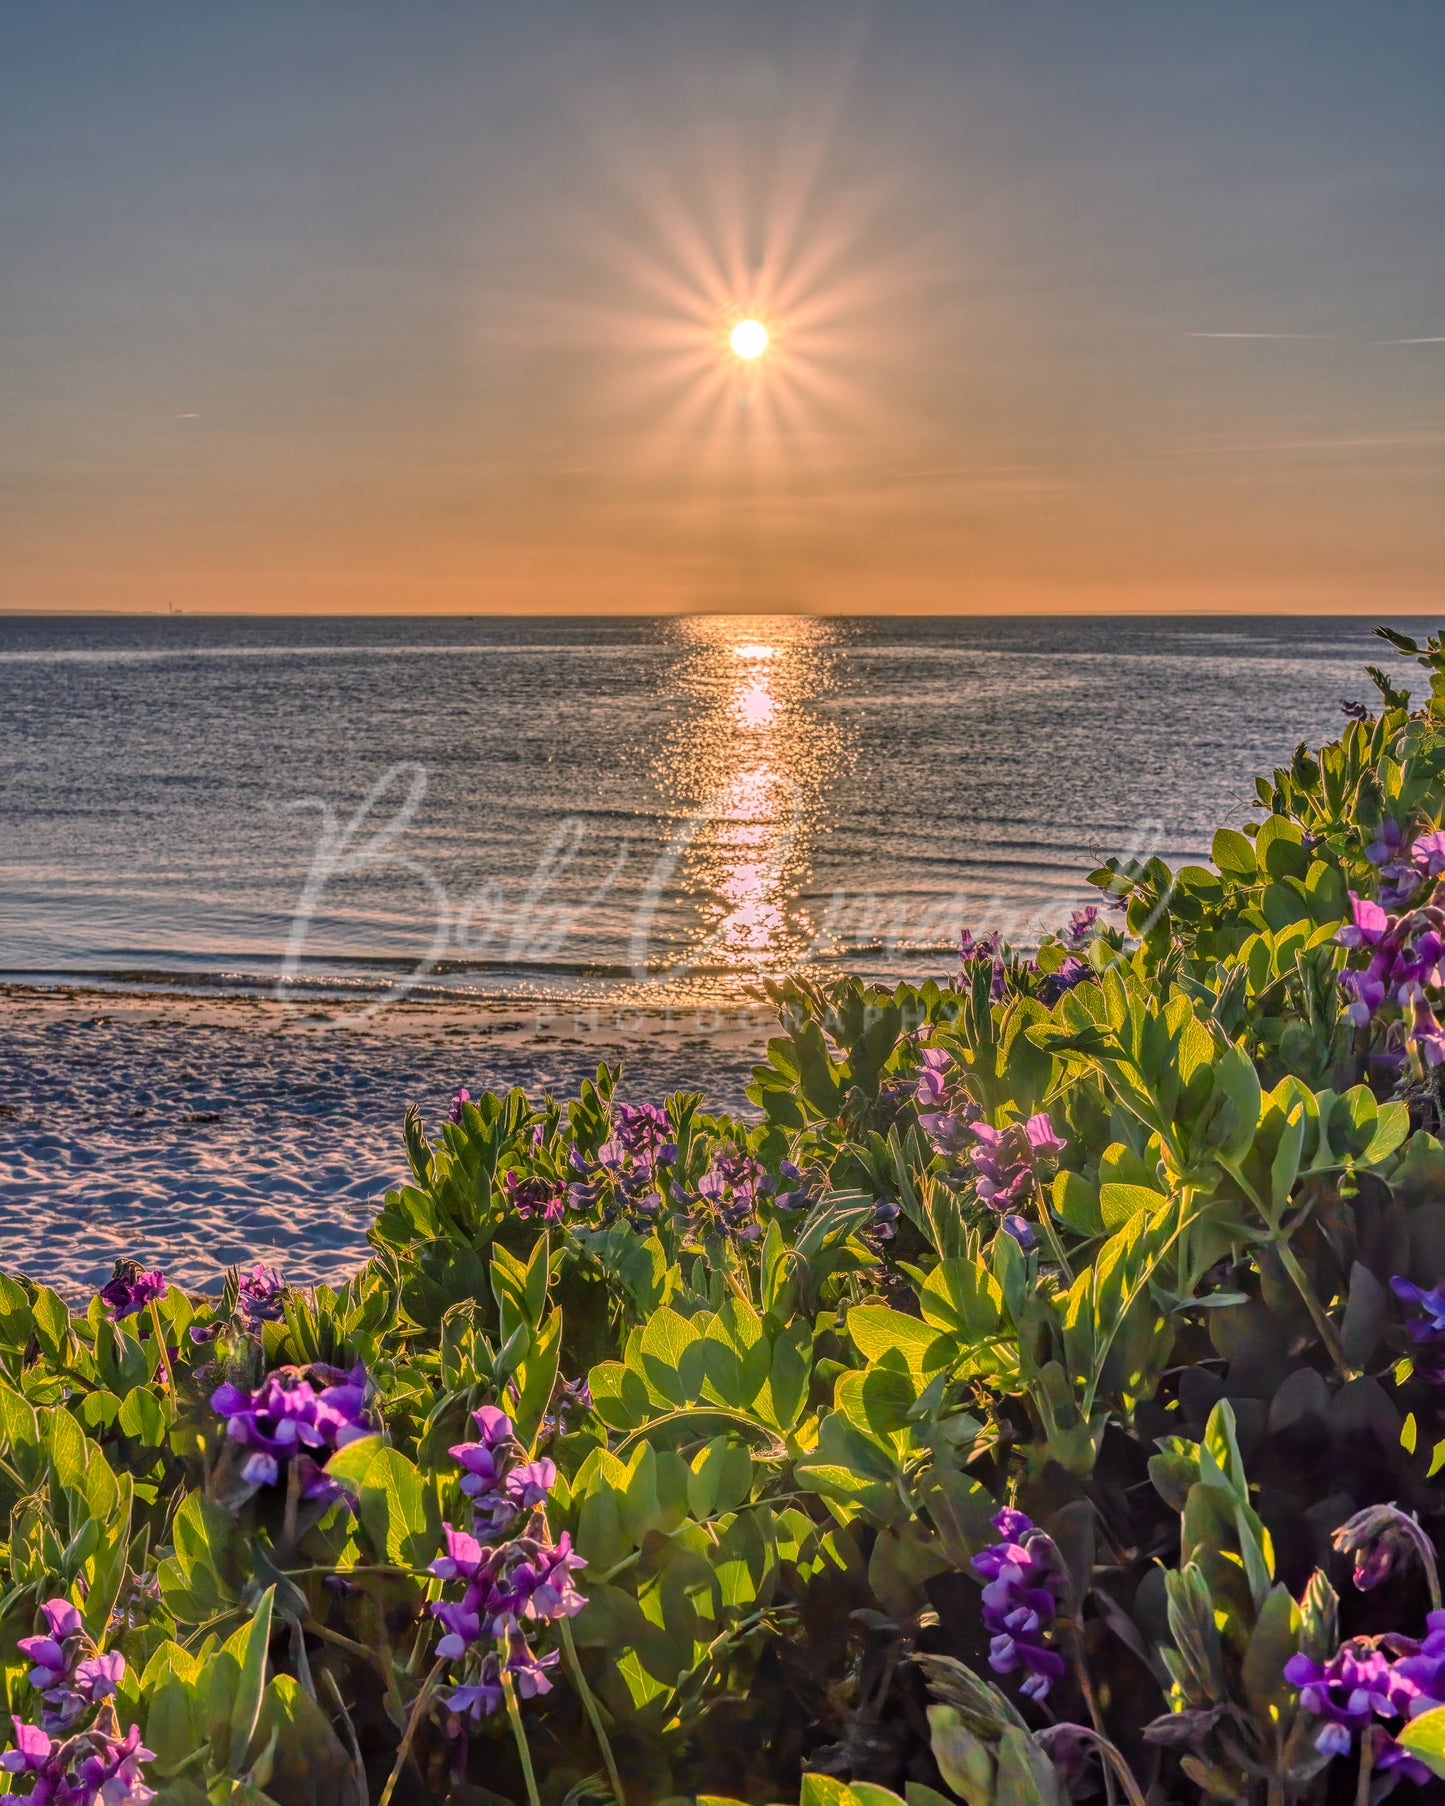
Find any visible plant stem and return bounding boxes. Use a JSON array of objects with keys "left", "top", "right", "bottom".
[
  {"left": 1355, "top": 1726, "right": 1377, "bottom": 1806},
  {"left": 561, "top": 1619, "right": 627, "bottom": 1805},
  {"left": 504, "top": 1672, "right": 543, "bottom": 1806},
  {"left": 1274, "top": 1237, "right": 1358, "bottom": 1381},
  {"left": 378, "top": 1657, "right": 446, "bottom": 1806},
  {"left": 1037, "top": 1207, "right": 1075, "bottom": 1284},
  {"left": 148, "top": 1298, "right": 176, "bottom": 1393},
  {"left": 1034, "top": 1724, "right": 1147, "bottom": 1806}
]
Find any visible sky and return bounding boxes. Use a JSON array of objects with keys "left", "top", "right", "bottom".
[{"left": 2, "top": 1, "right": 1444, "bottom": 615}]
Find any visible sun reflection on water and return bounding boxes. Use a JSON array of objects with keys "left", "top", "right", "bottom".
[{"left": 652, "top": 615, "right": 847, "bottom": 989}]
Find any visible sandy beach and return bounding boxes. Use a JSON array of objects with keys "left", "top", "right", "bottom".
[{"left": 0, "top": 984, "right": 767, "bottom": 1295}]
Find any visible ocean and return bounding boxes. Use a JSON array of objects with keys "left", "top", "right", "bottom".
[
  {"left": 0, "top": 612, "right": 1413, "bottom": 1006},
  {"left": 0, "top": 611, "right": 1426, "bottom": 1292}
]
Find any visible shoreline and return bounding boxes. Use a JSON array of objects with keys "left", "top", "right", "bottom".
[{"left": 0, "top": 979, "right": 779, "bottom": 1056}]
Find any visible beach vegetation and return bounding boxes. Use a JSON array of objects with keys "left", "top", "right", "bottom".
[{"left": 6, "top": 628, "right": 1445, "bottom": 1801}]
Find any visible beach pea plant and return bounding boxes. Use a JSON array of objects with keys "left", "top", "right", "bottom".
[{"left": 8, "top": 627, "right": 1445, "bottom": 1801}]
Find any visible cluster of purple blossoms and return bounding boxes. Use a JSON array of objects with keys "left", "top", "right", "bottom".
[
  {"left": 210, "top": 1362, "right": 371, "bottom": 1500},
  {"left": 1, "top": 1716, "right": 154, "bottom": 1806},
  {"left": 971, "top": 1509, "right": 1067, "bottom": 1702},
  {"left": 16, "top": 1602, "right": 124, "bottom": 1737},
  {"left": 1342, "top": 698, "right": 1373, "bottom": 723},
  {"left": 958, "top": 929, "right": 1007, "bottom": 1000},
  {"left": 1066, "top": 905, "right": 1101, "bottom": 948},
  {"left": 563, "top": 1101, "right": 679, "bottom": 1223},
  {"left": 236, "top": 1263, "right": 287, "bottom": 1326},
  {"left": 97, "top": 1262, "right": 166, "bottom": 1321},
  {"left": 189, "top": 1264, "right": 288, "bottom": 1347},
  {"left": 1335, "top": 886, "right": 1445, "bottom": 1065},
  {"left": 449, "top": 1088, "right": 475, "bottom": 1124},
  {"left": 448, "top": 1404, "right": 558, "bottom": 1541},
  {"left": 1365, "top": 824, "right": 1445, "bottom": 912},
  {"left": 429, "top": 1404, "right": 587, "bottom": 1734},
  {"left": 1036, "top": 955, "right": 1091, "bottom": 1005},
  {"left": 1284, "top": 1629, "right": 1445, "bottom": 1786},
  {"left": 914, "top": 1048, "right": 978, "bottom": 1157},
  {"left": 967, "top": 1114, "right": 1067, "bottom": 1251},
  {"left": 502, "top": 1171, "right": 569, "bottom": 1225},
  {"left": 1284, "top": 1509, "right": 1445, "bottom": 1785},
  {"left": 1390, "top": 1278, "right": 1445, "bottom": 1385}
]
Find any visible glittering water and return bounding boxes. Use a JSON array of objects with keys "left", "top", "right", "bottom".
[{"left": 0, "top": 612, "right": 1419, "bottom": 1006}]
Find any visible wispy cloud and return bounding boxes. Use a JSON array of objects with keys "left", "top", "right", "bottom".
[
  {"left": 1185, "top": 331, "right": 1333, "bottom": 340},
  {"left": 1375, "top": 336, "right": 1445, "bottom": 345}
]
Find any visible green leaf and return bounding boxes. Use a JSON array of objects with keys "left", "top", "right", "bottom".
[
  {"left": 846, "top": 1305, "right": 951, "bottom": 1377},
  {"left": 30, "top": 1286, "right": 74, "bottom": 1362},
  {"left": 359, "top": 1448, "right": 436, "bottom": 1568},
  {"left": 1212, "top": 828, "right": 1256, "bottom": 877},
  {"left": 1052, "top": 1170, "right": 1104, "bottom": 1237},
  {"left": 1098, "top": 1182, "right": 1168, "bottom": 1230},
  {"left": 119, "top": 1386, "right": 167, "bottom": 1445},
  {"left": 1398, "top": 1706, "right": 1445, "bottom": 1778},
  {"left": 227, "top": 1585, "right": 274, "bottom": 1774},
  {"left": 1256, "top": 814, "right": 1309, "bottom": 880},
  {"left": 687, "top": 1437, "right": 753, "bottom": 1521},
  {"left": 918, "top": 1259, "right": 1005, "bottom": 1336},
  {"left": 1241, "top": 1584, "right": 1301, "bottom": 1714},
  {"left": 144, "top": 1679, "right": 202, "bottom": 1779}
]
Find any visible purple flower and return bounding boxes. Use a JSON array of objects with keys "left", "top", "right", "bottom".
[
  {"left": 966, "top": 1114, "right": 1065, "bottom": 1243},
  {"left": 610, "top": 1102, "right": 677, "bottom": 1169},
  {"left": 915, "top": 1047, "right": 950, "bottom": 1111},
  {"left": 508, "top": 1534, "right": 587, "bottom": 1623},
  {"left": 73, "top": 1651, "right": 124, "bottom": 1704},
  {"left": 505, "top": 1459, "right": 556, "bottom": 1511},
  {"left": 445, "top": 1655, "right": 505, "bottom": 1724},
  {"left": 1283, "top": 1644, "right": 1400, "bottom": 1757},
  {"left": 75, "top": 1722, "right": 155, "bottom": 1806},
  {"left": 1367, "top": 821, "right": 1405, "bottom": 866},
  {"left": 1337, "top": 894, "right": 1390, "bottom": 949},
  {"left": 1039, "top": 955, "right": 1089, "bottom": 1004},
  {"left": 1391, "top": 1609, "right": 1445, "bottom": 1701},
  {"left": 970, "top": 1509, "right": 1067, "bottom": 1701},
  {"left": 1339, "top": 959, "right": 1389, "bottom": 1026},
  {"left": 503, "top": 1172, "right": 567, "bottom": 1224},
  {"left": 236, "top": 1264, "right": 287, "bottom": 1326},
  {"left": 1411, "top": 997, "right": 1445, "bottom": 1067},
  {"left": 99, "top": 1262, "right": 167, "bottom": 1320},
  {"left": 503, "top": 1629, "right": 559, "bottom": 1699},
  {"left": 1391, "top": 1277, "right": 1445, "bottom": 1383},
  {"left": 13, "top": 1600, "right": 123, "bottom": 1735},
  {"left": 1001, "top": 1214, "right": 1036, "bottom": 1252},
  {"left": 959, "top": 928, "right": 1006, "bottom": 999},
  {"left": 1, "top": 1717, "right": 155, "bottom": 1806},
  {"left": 1341, "top": 699, "right": 1372, "bottom": 722},
  {"left": 1066, "top": 906, "right": 1100, "bottom": 948},
  {"left": 432, "top": 1587, "right": 489, "bottom": 1660},
  {"left": 0, "top": 1718, "right": 52, "bottom": 1780},
  {"left": 450, "top": 1088, "right": 473, "bottom": 1124},
  {"left": 211, "top": 1364, "right": 371, "bottom": 1494},
  {"left": 17, "top": 1599, "right": 82, "bottom": 1688},
  {"left": 431, "top": 1523, "right": 490, "bottom": 1584},
  {"left": 1412, "top": 831, "right": 1445, "bottom": 878},
  {"left": 1024, "top": 1113, "right": 1066, "bottom": 1158}
]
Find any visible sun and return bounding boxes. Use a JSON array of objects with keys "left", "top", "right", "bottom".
[{"left": 730, "top": 318, "right": 769, "bottom": 360}]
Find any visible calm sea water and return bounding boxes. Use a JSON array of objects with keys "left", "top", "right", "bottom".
[{"left": 0, "top": 613, "right": 1423, "bottom": 1008}]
